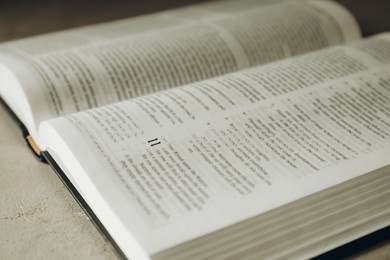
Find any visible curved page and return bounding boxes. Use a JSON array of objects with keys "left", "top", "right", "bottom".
[
  {"left": 40, "top": 34, "right": 390, "bottom": 259},
  {"left": 0, "top": 0, "right": 360, "bottom": 144}
]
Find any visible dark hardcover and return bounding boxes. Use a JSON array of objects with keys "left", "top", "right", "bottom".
[{"left": 42, "top": 151, "right": 127, "bottom": 259}]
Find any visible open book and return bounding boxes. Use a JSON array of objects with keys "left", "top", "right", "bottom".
[{"left": 1, "top": 0, "right": 389, "bottom": 259}]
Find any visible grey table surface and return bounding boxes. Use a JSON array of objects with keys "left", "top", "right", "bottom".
[{"left": 0, "top": 0, "right": 389, "bottom": 259}]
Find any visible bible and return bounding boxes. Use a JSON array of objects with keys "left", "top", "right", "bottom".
[{"left": 0, "top": 0, "right": 389, "bottom": 259}]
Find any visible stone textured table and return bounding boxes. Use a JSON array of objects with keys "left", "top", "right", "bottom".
[
  {"left": 0, "top": 105, "right": 115, "bottom": 259},
  {"left": 0, "top": 1, "right": 389, "bottom": 259}
]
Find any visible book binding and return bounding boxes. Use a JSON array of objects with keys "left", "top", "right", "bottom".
[{"left": 0, "top": 97, "right": 46, "bottom": 162}]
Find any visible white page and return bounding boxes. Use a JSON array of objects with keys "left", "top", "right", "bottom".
[
  {"left": 0, "top": 0, "right": 360, "bottom": 144},
  {"left": 1, "top": 0, "right": 291, "bottom": 55},
  {"left": 39, "top": 34, "right": 390, "bottom": 256}
]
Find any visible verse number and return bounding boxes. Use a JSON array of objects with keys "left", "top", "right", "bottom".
[{"left": 148, "top": 138, "right": 161, "bottom": 147}]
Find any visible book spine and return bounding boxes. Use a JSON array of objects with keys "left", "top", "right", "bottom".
[{"left": 0, "top": 97, "right": 46, "bottom": 162}]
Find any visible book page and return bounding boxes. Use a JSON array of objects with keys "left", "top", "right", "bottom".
[
  {"left": 0, "top": 0, "right": 360, "bottom": 143},
  {"left": 39, "top": 34, "right": 390, "bottom": 256},
  {"left": 0, "top": 0, "right": 288, "bottom": 54}
]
